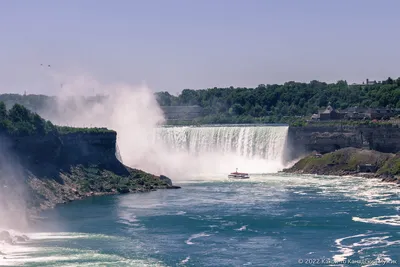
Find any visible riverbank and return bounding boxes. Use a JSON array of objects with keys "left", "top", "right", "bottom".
[
  {"left": 0, "top": 102, "right": 181, "bottom": 233},
  {"left": 28, "top": 164, "right": 180, "bottom": 214},
  {"left": 0, "top": 160, "right": 180, "bottom": 255},
  {"left": 283, "top": 147, "right": 400, "bottom": 184}
]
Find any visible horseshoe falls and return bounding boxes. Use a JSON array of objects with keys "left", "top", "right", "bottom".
[{"left": 153, "top": 125, "right": 289, "bottom": 176}]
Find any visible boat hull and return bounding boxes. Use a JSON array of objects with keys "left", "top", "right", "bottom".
[{"left": 228, "top": 174, "right": 250, "bottom": 179}]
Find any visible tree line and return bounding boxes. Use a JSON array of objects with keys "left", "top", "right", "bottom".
[
  {"left": 1, "top": 76, "right": 400, "bottom": 125},
  {"left": 0, "top": 101, "right": 112, "bottom": 137},
  {"left": 0, "top": 102, "right": 56, "bottom": 136},
  {"left": 156, "top": 77, "right": 400, "bottom": 124}
]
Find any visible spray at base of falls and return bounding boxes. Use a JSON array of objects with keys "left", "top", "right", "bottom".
[{"left": 144, "top": 125, "right": 290, "bottom": 178}]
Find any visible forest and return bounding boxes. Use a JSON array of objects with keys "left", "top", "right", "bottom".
[
  {"left": 155, "top": 77, "right": 400, "bottom": 124},
  {"left": 0, "top": 101, "right": 111, "bottom": 137},
  {"left": 0, "top": 102, "right": 56, "bottom": 136},
  {"left": 1, "top": 77, "right": 400, "bottom": 125}
]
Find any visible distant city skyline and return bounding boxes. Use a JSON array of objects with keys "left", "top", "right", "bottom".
[{"left": 1, "top": 0, "right": 399, "bottom": 95}]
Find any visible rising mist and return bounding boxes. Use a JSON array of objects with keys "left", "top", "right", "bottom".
[
  {"left": 0, "top": 136, "right": 29, "bottom": 231},
  {"left": 35, "top": 73, "right": 291, "bottom": 179}
]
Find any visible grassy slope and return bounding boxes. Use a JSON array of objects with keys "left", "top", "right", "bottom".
[
  {"left": 27, "top": 164, "right": 174, "bottom": 211},
  {"left": 284, "top": 148, "right": 400, "bottom": 180},
  {"left": 377, "top": 155, "right": 400, "bottom": 176}
]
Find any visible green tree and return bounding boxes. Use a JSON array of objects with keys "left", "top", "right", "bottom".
[{"left": 0, "top": 102, "right": 7, "bottom": 121}]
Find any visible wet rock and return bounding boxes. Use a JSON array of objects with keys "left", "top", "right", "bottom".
[
  {"left": 166, "top": 185, "right": 181, "bottom": 189},
  {"left": 159, "top": 175, "right": 172, "bottom": 186},
  {"left": 14, "top": 235, "right": 26, "bottom": 242},
  {"left": 117, "top": 187, "right": 130, "bottom": 194},
  {"left": 381, "top": 174, "right": 397, "bottom": 183}
]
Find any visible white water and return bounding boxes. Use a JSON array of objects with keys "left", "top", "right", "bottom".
[
  {"left": 1, "top": 173, "right": 399, "bottom": 266},
  {"left": 148, "top": 125, "right": 289, "bottom": 177}
]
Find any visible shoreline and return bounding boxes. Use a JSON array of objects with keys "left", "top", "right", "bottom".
[
  {"left": 28, "top": 176, "right": 182, "bottom": 219},
  {"left": 1, "top": 174, "right": 181, "bottom": 256},
  {"left": 282, "top": 147, "right": 400, "bottom": 185}
]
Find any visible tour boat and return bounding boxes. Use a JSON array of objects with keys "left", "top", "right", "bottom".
[{"left": 228, "top": 168, "right": 250, "bottom": 179}]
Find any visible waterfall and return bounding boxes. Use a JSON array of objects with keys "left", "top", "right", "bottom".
[
  {"left": 153, "top": 125, "right": 289, "bottom": 175},
  {"left": 115, "top": 142, "right": 123, "bottom": 163}
]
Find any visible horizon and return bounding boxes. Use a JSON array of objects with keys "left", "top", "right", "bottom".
[
  {"left": 1, "top": 0, "right": 400, "bottom": 95},
  {"left": 0, "top": 75, "right": 399, "bottom": 98}
]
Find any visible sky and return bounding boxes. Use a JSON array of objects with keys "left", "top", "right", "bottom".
[{"left": 0, "top": 0, "right": 399, "bottom": 95}]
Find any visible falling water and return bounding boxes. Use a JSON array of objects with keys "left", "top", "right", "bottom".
[{"left": 153, "top": 125, "right": 289, "bottom": 174}]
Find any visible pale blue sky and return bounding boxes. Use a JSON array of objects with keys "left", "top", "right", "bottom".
[{"left": 0, "top": 0, "right": 399, "bottom": 95}]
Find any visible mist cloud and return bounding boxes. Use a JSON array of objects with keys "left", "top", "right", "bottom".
[
  {"left": 0, "top": 136, "right": 29, "bottom": 231},
  {"left": 37, "top": 72, "right": 290, "bottom": 180}
]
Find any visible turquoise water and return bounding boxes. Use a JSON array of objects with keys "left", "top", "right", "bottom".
[{"left": 2, "top": 174, "right": 400, "bottom": 266}]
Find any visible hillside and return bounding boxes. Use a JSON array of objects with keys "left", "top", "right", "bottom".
[
  {"left": 2, "top": 77, "right": 400, "bottom": 125},
  {"left": 0, "top": 102, "right": 179, "bottom": 230},
  {"left": 156, "top": 77, "right": 400, "bottom": 124},
  {"left": 283, "top": 147, "right": 400, "bottom": 183}
]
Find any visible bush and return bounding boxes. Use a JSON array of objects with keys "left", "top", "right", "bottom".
[
  {"left": 0, "top": 103, "right": 56, "bottom": 136},
  {"left": 0, "top": 101, "right": 114, "bottom": 137}
]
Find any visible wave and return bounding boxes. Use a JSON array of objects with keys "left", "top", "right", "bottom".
[
  {"left": 352, "top": 215, "right": 400, "bottom": 226},
  {"left": 0, "top": 232, "right": 167, "bottom": 267},
  {"left": 185, "top": 232, "right": 211, "bottom": 245},
  {"left": 333, "top": 231, "right": 399, "bottom": 266}
]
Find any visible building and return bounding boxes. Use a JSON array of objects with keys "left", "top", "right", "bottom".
[
  {"left": 367, "top": 108, "right": 397, "bottom": 120},
  {"left": 311, "top": 104, "right": 345, "bottom": 121},
  {"left": 357, "top": 164, "right": 377, "bottom": 173},
  {"left": 342, "top": 106, "right": 369, "bottom": 120},
  {"left": 365, "top": 79, "right": 377, "bottom": 85},
  {"left": 310, "top": 105, "right": 400, "bottom": 121},
  {"left": 352, "top": 79, "right": 377, "bottom": 86}
]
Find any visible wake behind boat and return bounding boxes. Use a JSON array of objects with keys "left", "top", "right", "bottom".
[{"left": 228, "top": 168, "right": 250, "bottom": 179}]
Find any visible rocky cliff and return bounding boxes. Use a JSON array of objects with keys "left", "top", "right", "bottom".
[
  {"left": 0, "top": 129, "right": 179, "bottom": 230},
  {"left": 12, "top": 131, "right": 118, "bottom": 165},
  {"left": 286, "top": 124, "right": 400, "bottom": 160},
  {"left": 283, "top": 147, "right": 400, "bottom": 184}
]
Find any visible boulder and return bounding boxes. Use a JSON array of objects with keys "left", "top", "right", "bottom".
[
  {"left": 159, "top": 175, "right": 172, "bottom": 186},
  {"left": 117, "top": 186, "right": 130, "bottom": 194},
  {"left": 14, "top": 235, "right": 27, "bottom": 242},
  {"left": 166, "top": 185, "right": 182, "bottom": 189}
]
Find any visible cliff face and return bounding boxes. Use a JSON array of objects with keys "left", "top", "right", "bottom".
[
  {"left": 287, "top": 124, "right": 400, "bottom": 160},
  {"left": 0, "top": 130, "right": 179, "bottom": 229},
  {"left": 58, "top": 132, "right": 119, "bottom": 166},
  {"left": 12, "top": 131, "right": 118, "bottom": 166}
]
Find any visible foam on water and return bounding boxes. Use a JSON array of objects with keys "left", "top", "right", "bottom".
[
  {"left": 0, "top": 232, "right": 167, "bottom": 267},
  {"left": 185, "top": 232, "right": 211, "bottom": 245},
  {"left": 179, "top": 256, "right": 190, "bottom": 265},
  {"left": 256, "top": 174, "right": 400, "bottom": 209},
  {"left": 2, "top": 173, "right": 399, "bottom": 266},
  {"left": 352, "top": 216, "right": 400, "bottom": 226},
  {"left": 333, "top": 232, "right": 399, "bottom": 266}
]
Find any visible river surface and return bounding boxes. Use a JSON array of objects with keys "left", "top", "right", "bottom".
[{"left": 1, "top": 174, "right": 399, "bottom": 267}]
